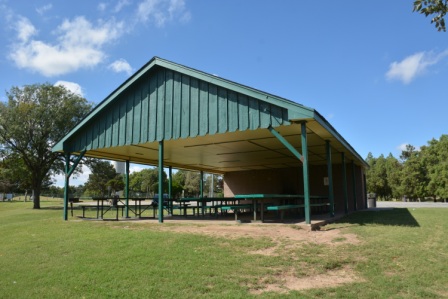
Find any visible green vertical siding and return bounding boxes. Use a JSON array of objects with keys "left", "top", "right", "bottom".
[
  {"left": 172, "top": 72, "right": 182, "bottom": 139},
  {"left": 209, "top": 85, "right": 218, "bottom": 134},
  {"left": 181, "top": 74, "right": 190, "bottom": 139},
  {"left": 190, "top": 78, "right": 199, "bottom": 137},
  {"left": 164, "top": 70, "right": 174, "bottom": 140},
  {"left": 199, "top": 81, "right": 209, "bottom": 136},
  {"left": 64, "top": 67, "right": 290, "bottom": 152}
]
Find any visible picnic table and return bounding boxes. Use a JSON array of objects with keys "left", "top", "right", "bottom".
[
  {"left": 177, "top": 197, "right": 236, "bottom": 216},
  {"left": 234, "top": 194, "right": 301, "bottom": 222},
  {"left": 73, "top": 197, "right": 156, "bottom": 220},
  {"left": 234, "top": 194, "right": 329, "bottom": 222}
]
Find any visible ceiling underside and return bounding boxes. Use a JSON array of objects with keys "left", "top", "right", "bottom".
[{"left": 75, "top": 119, "right": 364, "bottom": 174}]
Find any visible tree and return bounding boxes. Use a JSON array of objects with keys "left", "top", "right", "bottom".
[
  {"left": 385, "top": 154, "right": 403, "bottom": 199},
  {"left": 400, "top": 145, "right": 429, "bottom": 201},
  {"left": 129, "top": 168, "right": 167, "bottom": 196},
  {"left": 0, "top": 84, "right": 92, "bottom": 208},
  {"left": 366, "top": 153, "right": 403, "bottom": 200},
  {"left": 423, "top": 135, "right": 448, "bottom": 201},
  {"left": 184, "top": 171, "right": 201, "bottom": 197},
  {"left": 106, "top": 175, "right": 125, "bottom": 195},
  {"left": 204, "top": 174, "right": 224, "bottom": 197},
  {"left": 172, "top": 170, "right": 187, "bottom": 198},
  {"left": 83, "top": 159, "right": 117, "bottom": 196},
  {"left": 414, "top": 0, "right": 448, "bottom": 31}
]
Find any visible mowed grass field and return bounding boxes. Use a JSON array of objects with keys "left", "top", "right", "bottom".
[{"left": 0, "top": 199, "right": 447, "bottom": 298}]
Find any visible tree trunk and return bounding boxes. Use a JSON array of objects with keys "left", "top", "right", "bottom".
[{"left": 32, "top": 186, "right": 41, "bottom": 209}]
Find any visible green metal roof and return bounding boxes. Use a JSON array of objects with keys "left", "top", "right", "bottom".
[{"left": 52, "top": 57, "right": 368, "bottom": 172}]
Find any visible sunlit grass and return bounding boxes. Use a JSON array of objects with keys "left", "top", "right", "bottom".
[{"left": 1, "top": 201, "right": 447, "bottom": 298}]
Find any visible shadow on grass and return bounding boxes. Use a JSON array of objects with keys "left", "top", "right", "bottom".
[
  {"left": 334, "top": 208, "right": 420, "bottom": 227},
  {"left": 39, "top": 206, "right": 64, "bottom": 211}
]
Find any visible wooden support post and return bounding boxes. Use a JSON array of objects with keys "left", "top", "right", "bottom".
[
  {"left": 169, "top": 166, "right": 173, "bottom": 215},
  {"left": 200, "top": 171, "right": 204, "bottom": 216},
  {"left": 326, "top": 141, "right": 334, "bottom": 217},
  {"left": 341, "top": 153, "right": 349, "bottom": 214},
  {"left": 125, "top": 160, "right": 130, "bottom": 218},
  {"left": 63, "top": 151, "right": 85, "bottom": 221},
  {"left": 301, "top": 122, "right": 311, "bottom": 224},
  {"left": 158, "top": 141, "right": 164, "bottom": 223},
  {"left": 351, "top": 161, "right": 357, "bottom": 211},
  {"left": 63, "top": 153, "right": 70, "bottom": 221}
]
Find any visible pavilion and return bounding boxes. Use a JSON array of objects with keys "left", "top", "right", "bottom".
[{"left": 52, "top": 57, "right": 368, "bottom": 224}]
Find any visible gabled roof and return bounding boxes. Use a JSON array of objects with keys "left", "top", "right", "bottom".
[{"left": 53, "top": 57, "right": 368, "bottom": 172}]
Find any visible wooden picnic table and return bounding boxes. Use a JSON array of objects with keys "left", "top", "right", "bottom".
[
  {"left": 234, "top": 194, "right": 329, "bottom": 222},
  {"left": 73, "top": 197, "right": 156, "bottom": 220},
  {"left": 234, "top": 194, "right": 298, "bottom": 222},
  {"left": 177, "top": 197, "right": 236, "bottom": 216}
]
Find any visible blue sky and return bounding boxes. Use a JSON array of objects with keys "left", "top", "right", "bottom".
[{"left": 1, "top": 1, "right": 447, "bottom": 187}]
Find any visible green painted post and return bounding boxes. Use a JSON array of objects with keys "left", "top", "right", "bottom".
[
  {"left": 363, "top": 174, "right": 367, "bottom": 209},
  {"left": 125, "top": 160, "right": 130, "bottom": 218},
  {"left": 301, "top": 122, "right": 311, "bottom": 224},
  {"left": 158, "top": 141, "right": 164, "bottom": 223},
  {"left": 200, "top": 171, "right": 204, "bottom": 216},
  {"left": 62, "top": 151, "right": 85, "bottom": 221},
  {"left": 63, "top": 153, "right": 70, "bottom": 221},
  {"left": 326, "top": 141, "right": 334, "bottom": 217},
  {"left": 351, "top": 161, "right": 357, "bottom": 211},
  {"left": 169, "top": 166, "right": 173, "bottom": 215},
  {"left": 341, "top": 153, "right": 349, "bottom": 214}
]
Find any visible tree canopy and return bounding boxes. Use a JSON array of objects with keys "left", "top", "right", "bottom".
[
  {"left": 366, "top": 134, "right": 448, "bottom": 201},
  {"left": 414, "top": 0, "right": 448, "bottom": 31},
  {"left": 83, "top": 159, "right": 121, "bottom": 197},
  {"left": 0, "top": 84, "right": 92, "bottom": 208}
]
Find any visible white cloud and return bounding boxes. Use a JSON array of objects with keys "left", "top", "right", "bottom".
[
  {"left": 386, "top": 50, "right": 448, "bottom": 84},
  {"left": 130, "top": 165, "right": 148, "bottom": 173},
  {"left": 9, "top": 16, "right": 124, "bottom": 77},
  {"left": 54, "top": 81, "right": 84, "bottom": 97},
  {"left": 15, "top": 16, "right": 37, "bottom": 42},
  {"left": 109, "top": 58, "right": 133, "bottom": 75},
  {"left": 115, "top": 0, "right": 131, "bottom": 12},
  {"left": 137, "top": 0, "right": 191, "bottom": 27},
  {"left": 36, "top": 4, "right": 52, "bottom": 15},
  {"left": 98, "top": 2, "right": 107, "bottom": 12},
  {"left": 52, "top": 164, "right": 91, "bottom": 187}
]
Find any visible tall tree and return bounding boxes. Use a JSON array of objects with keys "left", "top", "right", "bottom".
[
  {"left": 414, "top": 0, "right": 448, "bottom": 31},
  {"left": 400, "top": 145, "right": 429, "bottom": 201},
  {"left": 172, "top": 170, "right": 187, "bottom": 198},
  {"left": 129, "top": 168, "right": 167, "bottom": 196},
  {"left": 83, "top": 159, "right": 117, "bottom": 196},
  {"left": 184, "top": 171, "right": 201, "bottom": 197},
  {"left": 385, "top": 154, "right": 403, "bottom": 199},
  {"left": 424, "top": 135, "right": 448, "bottom": 200},
  {"left": 0, "top": 84, "right": 92, "bottom": 208},
  {"left": 366, "top": 154, "right": 390, "bottom": 199}
]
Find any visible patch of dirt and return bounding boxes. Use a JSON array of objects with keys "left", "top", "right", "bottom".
[
  {"left": 250, "top": 266, "right": 363, "bottom": 294},
  {"left": 154, "top": 223, "right": 360, "bottom": 250}
]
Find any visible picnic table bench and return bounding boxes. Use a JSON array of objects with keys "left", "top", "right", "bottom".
[
  {"left": 220, "top": 204, "right": 252, "bottom": 221},
  {"left": 177, "top": 197, "right": 237, "bottom": 217},
  {"left": 78, "top": 203, "right": 125, "bottom": 220},
  {"left": 266, "top": 201, "right": 330, "bottom": 221}
]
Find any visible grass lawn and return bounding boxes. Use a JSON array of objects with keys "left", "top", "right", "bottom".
[{"left": 0, "top": 199, "right": 447, "bottom": 298}]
